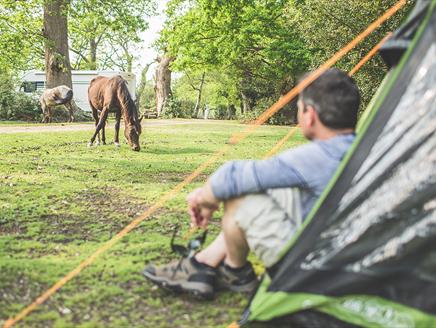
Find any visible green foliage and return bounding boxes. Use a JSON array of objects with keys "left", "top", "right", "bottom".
[
  {"left": 287, "top": 0, "right": 415, "bottom": 107},
  {"left": 161, "top": 0, "right": 311, "bottom": 120},
  {"left": 161, "top": 0, "right": 415, "bottom": 123},
  {"left": 69, "top": 0, "right": 157, "bottom": 71},
  {"left": 0, "top": 0, "right": 157, "bottom": 74},
  {"left": 0, "top": 0, "right": 45, "bottom": 72},
  {"left": 0, "top": 121, "right": 305, "bottom": 327},
  {"left": 161, "top": 96, "right": 194, "bottom": 119},
  {"left": 0, "top": 71, "right": 41, "bottom": 121}
]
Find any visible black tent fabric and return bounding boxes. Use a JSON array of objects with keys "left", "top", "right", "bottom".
[{"left": 242, "top": 1, "right": 436, "bottom": 327}]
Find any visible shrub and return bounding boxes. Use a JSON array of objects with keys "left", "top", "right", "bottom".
[
  {"left": 0, "top": 72, "right": 41, "bottom": 121},
  {"left": 236, "top": 98, "right": 298, "bottom": 126},
  {"left": 162, "top": 96, "right": 195, "bottom": 119}
]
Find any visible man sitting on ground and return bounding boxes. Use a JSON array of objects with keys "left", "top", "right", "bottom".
[{"left": 143, "top": 68, "right": 361, "bottom": 299}]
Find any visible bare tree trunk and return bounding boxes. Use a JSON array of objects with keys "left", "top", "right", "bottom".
[
  {"left": 154, "top": 55, "right": 174, "bottom": 117},
  {"left": 88, "top": 37, "right": 97, "bottom": 70},
  {"left": 126, "top": 54, "right": 133, "bottom": 73},
  {"left": 135, "top": 62, "right": 153, "bottom": 109},
  {"left": 43, "top": 0, "right": 72, "bottom": 89},
  {"left": 193, "top": 72, "right": 205, "bottom": 118},
  {"left": 240, "top": 91, "right": 255, "bottom": 113}
]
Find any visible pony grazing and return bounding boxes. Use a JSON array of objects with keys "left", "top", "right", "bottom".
[
  {"left": 87, "top": 76, "right": 143, "bottom": 151},
  {"left": 40, "top": 85, "right": 74, "bottom": 123}
]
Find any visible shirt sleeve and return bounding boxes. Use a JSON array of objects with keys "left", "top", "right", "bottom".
[{"left": 209, "top": 147, "right": 310, "bottom": 200}]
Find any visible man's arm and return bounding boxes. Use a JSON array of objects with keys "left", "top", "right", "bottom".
[
  {"left": 209, "top": 146, "right": 310, "bottom": 201},
  {"left": 187, "top": 181, "right": 220, "bottom": 228}
]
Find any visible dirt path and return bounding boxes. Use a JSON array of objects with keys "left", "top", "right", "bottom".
[{"left": 0, "top": 119, "right": 228, "bottom": 134}]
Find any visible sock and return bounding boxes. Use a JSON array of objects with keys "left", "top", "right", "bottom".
[{"left": 223, "top": 261, "right": 250, "bottom": 273}]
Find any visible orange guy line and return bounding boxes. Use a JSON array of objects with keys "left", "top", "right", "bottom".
[{"left": 265, "top": 32, "right": 391, "bottom": 158}]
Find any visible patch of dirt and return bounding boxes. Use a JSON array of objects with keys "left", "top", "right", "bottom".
[
  {"left": 150, "top": 172, "right": 209, "bottom": 184},
  {"left": 38, "top": 186, "right": 150, "bottom": 243},
  {"left": 0, "top": 222, "right": 27, "bottom": 235},
  {"left": 0, "top": 119, "right": 224, "bottom": 134}
]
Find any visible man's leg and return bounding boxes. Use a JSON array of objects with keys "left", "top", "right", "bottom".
[
  {"left": 193, "top": 198, "right": 257, "bottom": 293},
  {"left": 221, "top": 197, "right": 250, "bottom": 268},
  {"left": 143, "top": 197, "right": 255, "bottom": 297},
  {"left": 195, "top": 232, "right": 226, "bottom": 267},
  {"left": 195, "top": 197, "right": 248, "bottom": 268},
  {"left": 143, "top": 189, "right": 300, "bottom": 297}
]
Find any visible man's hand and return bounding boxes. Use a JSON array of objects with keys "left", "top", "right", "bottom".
[{"left": 187, "top": 182, "right": 220, "bottom": 228}]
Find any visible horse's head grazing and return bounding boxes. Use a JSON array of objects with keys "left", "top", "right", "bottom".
[{"left": 125, "top": 114, "right": 143, "bottom": 151}]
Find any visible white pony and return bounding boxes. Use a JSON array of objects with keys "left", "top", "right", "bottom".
[{"left": 40, "top": 85, "right": 74, "bottom": 123}]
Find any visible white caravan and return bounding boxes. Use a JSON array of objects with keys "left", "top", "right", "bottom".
[{"left": 21, "top": 70, "right": 136, "bottom": 111}]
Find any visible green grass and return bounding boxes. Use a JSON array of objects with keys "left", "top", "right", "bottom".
[{"left": 0, "top": 120, "right": 306, "bottom": 328}]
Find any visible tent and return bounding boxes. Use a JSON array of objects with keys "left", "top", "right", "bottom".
[{"left": 239, "top": 1, "right": 436, "bottom": 327}]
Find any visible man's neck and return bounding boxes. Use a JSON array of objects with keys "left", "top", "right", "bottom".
[{"left": 313, "top": 126, "right": 354, "bottom": 141}]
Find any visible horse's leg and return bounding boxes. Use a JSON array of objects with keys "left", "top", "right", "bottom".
[
  {"left": 41, "top": 103, "right": 46, "bottom": 123},
  {"left": 114, "top": 110, "right": 121, "bottom": 147},
  {"left": 66, "top": 102, "right": 74, "bottom": 123},
  {"left": 89, "top": 108, "right": 109, "bottom": 147},
  {"left": 42, "top": 105, "right": 50, "bottom": 123},
  {"left": 101, "top": 118, "right": 106, "bottom": 145},
  {"left": 91, "top": 108, "right": 101, "bottom": 145},
  {"left": 48, "top": 107, "right": 53, "bottom": 123}
]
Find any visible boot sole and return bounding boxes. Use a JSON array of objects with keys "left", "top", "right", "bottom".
[
  {"left": 216, "top": 279, "right": 259, "bottom": 293},
  {"left": 142, "top": 269, "right": 214, "bottom": 300}
]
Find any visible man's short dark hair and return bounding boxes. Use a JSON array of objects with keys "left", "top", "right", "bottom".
[{"left": 300, "top": 68, "right": 360, "bottom": 130}]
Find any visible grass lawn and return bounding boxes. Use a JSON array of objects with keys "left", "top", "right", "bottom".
[{"left": 0, "top": 120, "right": 306, "bottom": 328}]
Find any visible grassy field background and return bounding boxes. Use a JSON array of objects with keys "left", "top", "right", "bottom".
[{"left": 0, "top": 119, "right": 305, "bottom": 328}]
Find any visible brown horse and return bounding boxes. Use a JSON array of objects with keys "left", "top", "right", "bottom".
[
  {"left": 40, "top": 85, "right": 74, "bottom": 123},
  {"left": 87, "top": 76, "right": 143, "bottom": 151}
]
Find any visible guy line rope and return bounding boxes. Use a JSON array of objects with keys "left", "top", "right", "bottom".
[
  {"left": 263, "top": 32, "right": 392, "bottom": 159},
  {"left": 3, "top": 0, "right": 404, "bottom": 326}
]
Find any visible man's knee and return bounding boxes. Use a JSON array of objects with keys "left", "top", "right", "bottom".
[
  {"left": 223, "top": 196, "right": 245, "bottom": 213},
  {"left": 222, "top": 196, "right": 246, "bottom": 225},
  {"left": 221, "top": 196, "right": 245, "bottom": 230}
]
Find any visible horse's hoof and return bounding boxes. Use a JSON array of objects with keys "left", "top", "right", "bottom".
[
  {"left": 96, "top": 141, "right": 100, "bottom": 146},
  {"left": 114, "top": 142, "right": 120, "bottom": 148},
  {"left": 87, "top": 142, "right": 93, "bottom": 148}
]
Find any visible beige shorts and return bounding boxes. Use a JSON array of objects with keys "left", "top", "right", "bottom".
[{"left": 234, "top": 188, "right": 303, "bottom": 267}]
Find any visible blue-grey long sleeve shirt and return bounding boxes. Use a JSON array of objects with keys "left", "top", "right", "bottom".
[{"left": 210, "top": 133, "right": 355, "bottom": 218}]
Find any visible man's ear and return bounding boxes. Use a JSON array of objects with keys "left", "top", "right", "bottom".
[{"left": 306, "top": 105, "right": 318, "bottom": 126}]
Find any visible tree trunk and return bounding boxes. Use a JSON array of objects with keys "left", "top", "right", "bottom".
[
  {"left": 126, "top": 54, "right": 133, "bottom": 73},
  {"left": 193, "top": 72, "right": 205, "bottom": 118},
  {"left": 135, "top": 62, "right": 152, "bottom": 109},
  {"left": 227, "top": 104, "right": 236, "bottom": 119},
  {"left": 154, "top": 55, "right": 174, "bottom": 117},
  {"left": 43, "top": 0, "right": 72, "bottom": 89},
  {"left": 240, "top": 90, "right": 255, "bottom": 113},
  {"left": 88, "top": 37, "right": 97, "bottom": 70}
]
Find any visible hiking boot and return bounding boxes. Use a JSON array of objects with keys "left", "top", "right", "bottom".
[
  {"left": 216, "top": 261, "right": 259, "bottom": 293},
  {"left": 143, "top": 257, "right": 216, "bottom": 299}
]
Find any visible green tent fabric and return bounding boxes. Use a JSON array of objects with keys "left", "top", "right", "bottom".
[{"left": 240, "top": 1, "right": 436, "bottom": 327}]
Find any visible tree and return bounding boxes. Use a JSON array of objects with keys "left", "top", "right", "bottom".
[
  {"left": 160, "top": 0, "right": 311, "bottom": 114},
  {"left": 135, "top": 61, "right": 153, "bottom": 109},
  {"left": 287, "top": 0, "right": 415, "bottom": 106},
  {"left": 43, "top": 0, "right": 72, "bottom": 88},
  {"left": 68, "top": 0, "right": 156, "bottom": 71},
  {"left": 154, "top": 54, "right": 174, "bottom": 117},
  {"left": 0, "top": 0, "right": 44, "bottom": 72}
]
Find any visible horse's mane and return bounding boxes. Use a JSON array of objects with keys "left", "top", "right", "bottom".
[{"left": 113, "top": 76, "right": 138, "bottom": 124}]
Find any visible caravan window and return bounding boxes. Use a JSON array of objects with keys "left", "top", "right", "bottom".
[
  {"left": 22, "top": 82, "right": 37, "bottom": 93},
  {"left": 22, "top": 81, "right": 45, "bottom": 93}
]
